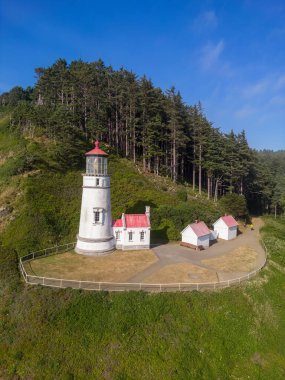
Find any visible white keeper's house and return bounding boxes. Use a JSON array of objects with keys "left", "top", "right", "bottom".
[
  {"left": 213, "top": 215, "right": 238, "bottom": 240},
  {"left": 181, "top": 221, "right": 211, "bottom": 249},
  {"left": 112, "top": 208, "right": 151, "bottom": 250},
  {"left": 75, "top": 141, "right": 151, "bottom": 256}
]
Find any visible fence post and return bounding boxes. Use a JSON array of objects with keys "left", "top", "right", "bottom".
[
  {"left": 42, "top": 277, "right": 45, "bottom": 285},
  {"left": 179, "top": 283, "right": 181, "bottom": 291},
  {"left": 196, "top": 283, "right": 198, "bottom": 291},
  {"left": 140, "top": 283, "right": 142, "bottom": 290},
  {"left": 160, "top": 284, "right": 162, "bottom": 292},
  {"left": 227, "top": 280, "right": 230, "bottom": 287},
  {"left": 79, "top": 281, "right": 81, "bottom": 289},
  {"left": 99, "top": 282, "right": 101, "bottom": 291}
]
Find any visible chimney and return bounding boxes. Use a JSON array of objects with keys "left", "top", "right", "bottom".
[
  {"left": 122, "top": 213, "right": 126, "bottom": 228},
  {"left": 145, "top": 206, "right": 150, "bottom": 218},
  {"left": 195, "top": 219, "right": 199, "bottom": 224}
]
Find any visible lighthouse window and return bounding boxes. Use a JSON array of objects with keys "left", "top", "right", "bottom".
[
  {"left": 115, "top": 231, "right": 121, "bottom": 240},
  {"left": 94, "top": 211, "right": 100, "bottom": 223},
  {"left": 140, "top": 231, "right": 145, "bottom": 241},
  {"left": 128, "top": 231, "right": 133, "bottom": 241},
  {"left": 96, "top": 178, "right": 100, "bottom": 186}
]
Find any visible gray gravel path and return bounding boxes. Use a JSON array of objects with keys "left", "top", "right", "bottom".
[{"left": 128, "top": 218, "right": 266, "bottom": 283}]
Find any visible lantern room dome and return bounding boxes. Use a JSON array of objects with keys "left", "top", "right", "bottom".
[{"left": 85, "top": 140, "right": 108, "bottom": 156}]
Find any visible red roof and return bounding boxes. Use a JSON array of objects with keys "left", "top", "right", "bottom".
[
  {"left": 189, "top": 221, "right": 210, "bottom": 237},
  {"left": 112, "top": 214, "right": 150, "bottom": 228},
  {"left": 112, "top": 219, "right": 123, "bottom": 227},
  {"left": 221, "top": 215, "right": 238, "bottom": 227},
  {"left": 125, "top": 214, "right": 150, "bottom": 228},
  {"left": 85, "top": 140, "right": 108, "bottom": 156}
]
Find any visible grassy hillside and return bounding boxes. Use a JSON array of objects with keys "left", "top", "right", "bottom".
[
  {"left": 1, "top": 115, "right": 285, "bottom": 379},
  {"left": 0, "top": 115, "right": 223, "bottom": 254},
  {"left": 1, "top": 220, "right": 285, "bottom": 379}
]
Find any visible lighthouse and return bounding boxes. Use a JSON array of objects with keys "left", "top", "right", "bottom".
[{"left": 75, "top": 141, "right": 115, "bottom": 255}]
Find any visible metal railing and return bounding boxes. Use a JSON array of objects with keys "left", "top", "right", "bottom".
[{"left": 19, "top": 241, "right": 267, "bottom": 292}]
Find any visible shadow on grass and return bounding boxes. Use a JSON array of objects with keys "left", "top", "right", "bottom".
[
  {"left": 150, "top": 226, "right": 170, "bottom": 246},
  {"left": 125, "top": 200, "right": 157, "bottom": 214}
]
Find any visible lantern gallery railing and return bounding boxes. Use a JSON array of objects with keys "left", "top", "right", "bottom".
[{"left": 19, "top": 242, "right": 267, "bottom": 293}]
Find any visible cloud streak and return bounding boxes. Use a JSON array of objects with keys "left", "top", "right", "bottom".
[
  {"left": 199, "top": 39, "right": 224, "bottom": 70},
  {"left": 194, "top": 10, "right": 218, "bottom": 29},
  {"left": 243, "top": 79, "right": 268, "bottom": 98},
  {"left": 234, "top": 105, "right": 256, "bottom": 119},
  {"left": 275, "top": 74, "right": 285, "bottom": 90}
]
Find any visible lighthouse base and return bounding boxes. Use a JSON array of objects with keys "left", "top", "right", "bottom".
[{"left": 75, "top": 235, "right": 115, "bottom": 256}]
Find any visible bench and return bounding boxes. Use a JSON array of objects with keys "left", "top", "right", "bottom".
[{"left": 180, "top": 242, "right": 204, "bottom": 251}]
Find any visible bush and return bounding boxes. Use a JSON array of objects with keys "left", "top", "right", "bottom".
[
  {"left": 176, "top": 189, "right": 187, "bottom": 202},
  {"left": 218, "top": 193, "right": 248, "bottom": 219}
]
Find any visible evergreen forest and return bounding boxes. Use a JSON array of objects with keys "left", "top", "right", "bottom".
[{"left": 0, "top": 58, "right": 284, "bottom": 216}]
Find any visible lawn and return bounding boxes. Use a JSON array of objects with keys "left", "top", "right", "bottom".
[
  {"left": 24, "top": 249, "right": 158, "bottom": 282},
  {"left": 143, "top": 262, "right": 218, "bottom": 283}
]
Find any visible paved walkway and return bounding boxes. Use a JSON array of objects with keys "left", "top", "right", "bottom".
[{"left": 128, "top": 218, "right": 266, "bottom": 283}]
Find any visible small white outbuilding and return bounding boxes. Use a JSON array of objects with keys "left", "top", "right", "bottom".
[
  {"left": 213, "top": 215, "right": 238, "bottom": 240},
  {"left": 181, "top": 221, "right": 211, "bottom": 249},
  {"left": 112, "top": 206, "right": 151, "bottom": 250}
]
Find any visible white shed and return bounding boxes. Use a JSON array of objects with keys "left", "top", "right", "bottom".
[
  {"left": 181, "top": 221, "right": 211, "bottom": 249},
  {"left": 213, "top": 215, "right": 238, "bottom": 240}
]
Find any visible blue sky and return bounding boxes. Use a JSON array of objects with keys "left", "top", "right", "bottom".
[{"left": 0, "top": 0, "right": 284, "bottom": 150}]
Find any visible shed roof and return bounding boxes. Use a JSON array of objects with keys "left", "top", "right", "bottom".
[
  {"left": 218, "top": 215, "right": 238, "bottom": 228},
  {"left": 182, "top": 221, "right": 210, "bottom": 237}
]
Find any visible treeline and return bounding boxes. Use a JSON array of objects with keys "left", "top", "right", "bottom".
[{"left": 0, "top": 58, "right": 284, "bottom": 214}]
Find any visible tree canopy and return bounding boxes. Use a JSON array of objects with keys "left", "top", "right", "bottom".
[{"left": 1, "top": 58, "right": 284, "bottom": 216}]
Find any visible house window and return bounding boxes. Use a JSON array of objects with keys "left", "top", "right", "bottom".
[
  {"left": 115, "top": 231, "right": 121, "bottom": 240},
  {"left": 94, "top": 211, "right": 100, "bottom": 223},
  {"left": 96, "top": 178, "right": 100, "bottom": 186},
  {"left": 140, "top": 231, "right": 145, "bottom": 241},
  {"left": 128, "top": 231, "right": 133, "bottom": 241}
]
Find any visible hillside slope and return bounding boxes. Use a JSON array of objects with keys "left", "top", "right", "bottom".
[
  {"left": 1, "top": 116, "right": 285, "bottom": 379},
  {"left": 0, "top": 115, "right": 223, "bottom": 254}
]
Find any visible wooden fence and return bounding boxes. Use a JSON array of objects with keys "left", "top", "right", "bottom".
[{"left": 19, "top": 241, "right": 267, "bottom": 292}]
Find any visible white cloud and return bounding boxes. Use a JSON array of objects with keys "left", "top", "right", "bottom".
[
  {"left": 275, "top": 74, "right": 285, "bottom": 90},
  {"left": 202, "top": 11, "right": 218, "bottom": 28},
  {"left": 200, "top": 40, "right": 225, "bottom": 70},
  {"left": 269, "top": 95, "right": 285, "bottom": 106},
  {"left": 242, "top": 73, "right": 285, "bottom": 100},
  {"left": 192, "top": 10, "right": 218, "bottom": 32},
  {"left": 234, "top": 105, "right": 256, "bottom": 119},
  {"left": 243, "top": 79, "right": 268, "bottom": 98}
]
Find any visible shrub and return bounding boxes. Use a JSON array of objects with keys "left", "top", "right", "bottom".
[
  {"left": 176, "top": 189, "right": 187, "bottom": 202},
  {"left": 218, "top": 193, "right": 248, "bottom": 219}
]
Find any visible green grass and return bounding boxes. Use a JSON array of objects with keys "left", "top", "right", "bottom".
[
  {"left": 261, "top": 216, "right": 285, "bottom": 266},
  {"left": 1, "top": 115, "right": 285, "bottom": 379},
  {"left": 1, "top": 219, "right": 285, "bottom": 379}
]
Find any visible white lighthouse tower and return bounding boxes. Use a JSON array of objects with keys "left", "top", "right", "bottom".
[{"left": 75, "top": 141, "right": 115, "bottom": 255}]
